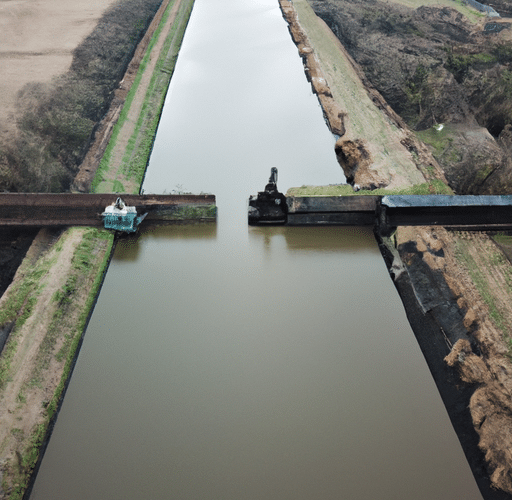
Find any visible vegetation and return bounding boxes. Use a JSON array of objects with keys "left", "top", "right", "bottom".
[
  {"left": 0, "top": 227, "right": 114, "bottom": 499},
  {"left": 92, "top": 0, "right": 195, "bottom": 193},
  {"left": 454, "top": 234, "right": 512, "bottom": 352},
  {"left": 286, "top": 180, "right": 453, "bottom": 196},
  {"left": 0, "top": 243, "right": 60, "bottom": 388},
  {"left": 0, "top": 0, "right": 163, "bottom": 193}
]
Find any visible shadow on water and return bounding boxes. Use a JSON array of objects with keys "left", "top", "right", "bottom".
[
  {"left": 249, "top": 225, "right": 377, "bottom": 253},
  {"left": 114, "top": 223, "right": 218, "bottom": 261}
]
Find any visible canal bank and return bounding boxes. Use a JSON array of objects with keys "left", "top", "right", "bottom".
[
  {"left": 0, "top": 2, "right": 196, "bottom": 498},
  {"left": 31, "top": 0, "right": 480, "bottom": 499},
  {"left": 283, "top": 0, "right": 512, "bottom": 497}
]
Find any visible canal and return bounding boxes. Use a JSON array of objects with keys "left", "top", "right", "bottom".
[{"left": 31, "top": 0, "right": 482, "bottom": 498}]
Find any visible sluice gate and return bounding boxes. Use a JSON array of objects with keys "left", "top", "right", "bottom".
[{"left": 0, "top": 193, "right": 216, "bottom": 228}]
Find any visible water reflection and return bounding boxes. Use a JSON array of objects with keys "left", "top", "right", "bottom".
[
  {"left": 114, "top": 224, "right": 218, "bottom": 261},
  {"left": 249, "top": 225, "right": 377, "bottom": 254}
]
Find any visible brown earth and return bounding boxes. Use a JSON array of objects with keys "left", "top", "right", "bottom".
[
  {"left": 281, "top": 0, "right": 446, "bottom": 190},
  {"left": 0, "top": 226, "right": 114, "bottom": 499},
  {"left": 306, "top": 0, "right": 512, "bottom": 195},
  {"left": 0, "top": 0, "right": 119, "bottom": 141},
  {"left": 73, "top": 0, "right": 181, "bottom": 193},
  {"left": 399, "top": 226, "right": 512, "bottom": 497},
  {"left": 284, "top": 0, "right": 512, "bottom": 496},
  {"left": 0, "top": 0, "right": 188, "bottom": 496}
]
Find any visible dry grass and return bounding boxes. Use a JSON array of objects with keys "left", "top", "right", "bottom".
[
  {"left": 291, "top": 0, "right": 426, "bottom": 188},
  {"left": 384, "top": 0, "right": 487, "bottom": 22}
]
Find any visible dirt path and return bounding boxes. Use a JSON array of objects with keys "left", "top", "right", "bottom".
[
  {"left": 0, "top": 229, "right": 82, "bottom": 455},
  {"left": 0, "top": 226, "right": 114, "bottom": 498},
  {"left": 73, "top": 0, "right": 194, "bottom": 194},
  {"left": 101, "top": 0, "right": 184, "bottom": 193},
  {"left": 280, "top": 0, "right": 440, "bottom": 190}
]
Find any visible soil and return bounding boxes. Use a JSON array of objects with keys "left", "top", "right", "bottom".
[
  {"left": 0, "top": 0, "right": 119, "bottom": 142},
  {"left": 282, "top": 0, "right": 447, "bottom": 190},
  {"left": 285, "top": 0, "right": 512, "bottom": 496},
  {"left": 306, "top": 0, "right": 512, "bottom": 194},
  {"left": 0, "top": 0, "right": 186, "bottom": 496}
]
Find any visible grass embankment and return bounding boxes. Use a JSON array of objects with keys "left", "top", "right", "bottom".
[
  {"left": 290, "top": 0, "right": 426, "bottom": 188},
  {"left": 0, "top": 2, "right": 195, "bottom": 498},
  {"left": 92, "top": 0, "right": 195, "bottom": 194},
  {"left": 455, "top": 232, "right": 512, "bottom": 352},
  {"left": 287, "top": 179, "right": 453, "bottom": 196},
  {"left": 0, "top": 228, "right": 114, "bottom": 500}
]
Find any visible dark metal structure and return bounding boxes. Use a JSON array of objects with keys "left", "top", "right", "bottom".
[
  {"left": 248, "top": 173, "right": 512, "bottom": 230},
  {"left": 248, "top": 168, "right": 287, "bottom": 225}
]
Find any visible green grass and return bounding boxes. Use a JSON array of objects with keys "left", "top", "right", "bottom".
[
  {"left": 2, "top": 227, "right": 115, "bottom": 499},
  {"left": 0, "top": 251, "right": 58, "bottom": 388},
  {"left": 492, "top": 233, "right": 512, "bottom": 245},
  {"left": 384, "top": 0, "right": 486, "bottom": 23},
  {"left": 416, "top": 124, "right": 455, "bottom": 157},
  {"left": 92, "top": 0, "right": 195, "bottom": 194},
  {"left": 287, "top": 179, "right": 453, "bottom": 196},
  {"left": 455, "top": 237, "right": 512, "bottom": 352}
]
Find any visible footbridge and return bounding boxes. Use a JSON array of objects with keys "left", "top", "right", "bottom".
[
  {"left": 0, "top": 193, "right": 216, "bottom": 229},
  {"left": 248, "top": 170, "right": 512, "bottom": 231}
]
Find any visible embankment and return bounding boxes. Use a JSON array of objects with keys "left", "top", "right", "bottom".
[
  {"left": 0, "top": 1, "right": 195, "bottom": 498},
  {"left": 282, "top": 0, "right": 512, "bottom": 498}
]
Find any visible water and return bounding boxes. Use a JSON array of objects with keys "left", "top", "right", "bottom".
[{"left": 31, "top": 0, "right": 481, "bottom": 498}]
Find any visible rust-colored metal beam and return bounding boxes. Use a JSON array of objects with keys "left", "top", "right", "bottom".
[{"left": 0, "top": 193, "right": 216, "bottom": 227}]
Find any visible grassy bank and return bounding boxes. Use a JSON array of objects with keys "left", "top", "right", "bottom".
[
  {"left": 287, "top": 179, "right": 453, "bottom": 196},
  {"left": 0, "top": 1, "right": 195, "bottom": 498},
  {"left": 291, "top": 0, "right": 426, "bottom": 188},
  {"left": 0, "top": 228, "right": 114, "bottom": 500},
  {"left": 92, "top": 0, "right": 195, "bottom": 194}
]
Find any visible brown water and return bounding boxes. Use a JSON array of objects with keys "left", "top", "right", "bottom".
[{"left": 31, "top": 1, "right": 482, "bottom": 498}]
